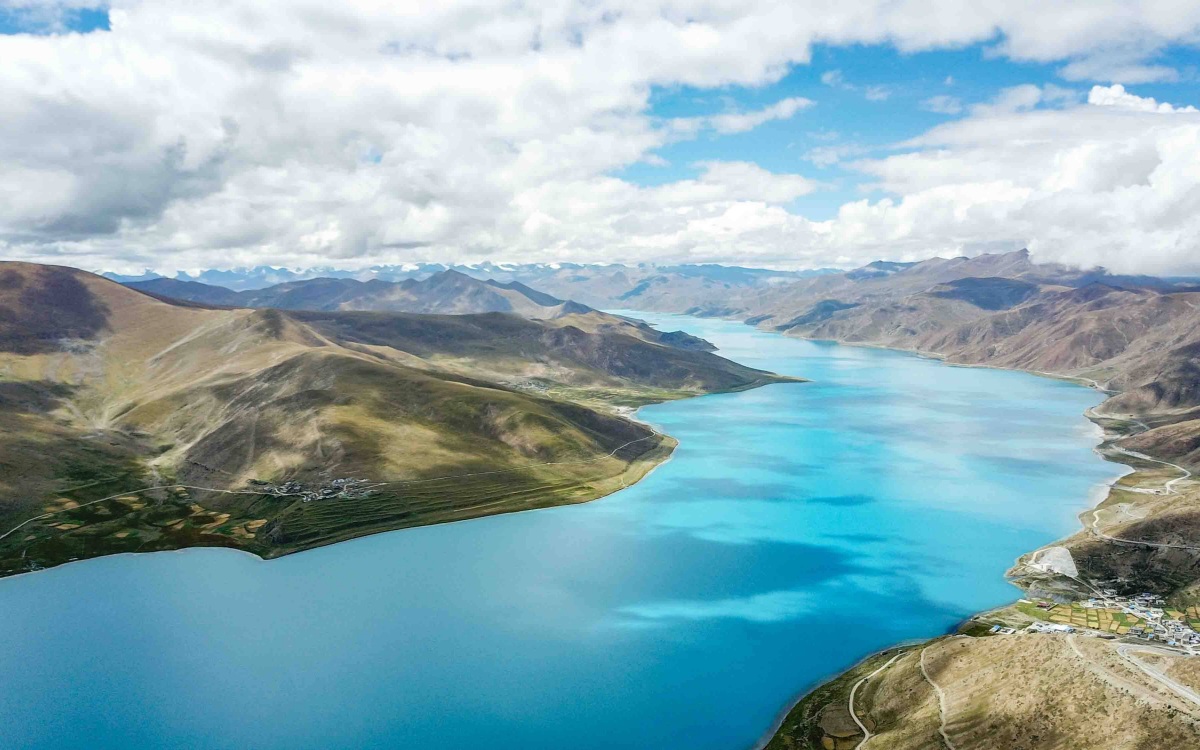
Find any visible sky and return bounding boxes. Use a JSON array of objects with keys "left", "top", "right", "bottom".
[{"left": 2, "top": 1, "right": 1200, "bottom": 275}]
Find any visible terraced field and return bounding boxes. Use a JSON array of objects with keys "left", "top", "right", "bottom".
[
  {"left": 0, "top": 435, "right": 672, "bottom": 575},
  {"left": 1044, "top": 604, "right": 1144, "bottom": 634}
]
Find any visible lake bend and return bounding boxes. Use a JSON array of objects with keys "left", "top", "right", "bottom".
[{"left": 0, "top": 313, "right": 1119, "bottom": 750}]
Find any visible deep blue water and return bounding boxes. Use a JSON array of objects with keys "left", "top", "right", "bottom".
[{"left": 0, "top": 314, "right": 1117, "bottom": 750}]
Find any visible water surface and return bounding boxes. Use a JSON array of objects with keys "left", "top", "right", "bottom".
[{"left": 0, "top": 314, "right": 1116, "bottom": 749}]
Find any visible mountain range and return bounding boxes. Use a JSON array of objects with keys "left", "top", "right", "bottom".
[
  {"left": 104, "top": 261, "right": 831, "bottom": 298},
  {"left": 697, "top": 250, "right": 1200, "bottom": 466},
  {"left": 122, "top": 251, "right": 1200, "bottom": 454},
  {"left": 127, "top": 269, "right": 597, "bottom": 319},
  {"left": 116, "top": 250, "right": 1200, "bottom": 466},
  {"left": 0, "top": 262, "right": 785, "bottom": 576},
  {"left": 31, "top": 251, "right": 1200, "bottom": 748}
]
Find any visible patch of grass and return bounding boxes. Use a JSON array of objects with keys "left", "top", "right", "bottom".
[
  {"left": 1015, "top": 601, "right": 1055, "bottom": 622},
  {"left": 0, "top": 432, "right": 674, "bottom": 576},
  {"left": 762, "top": 648, "right": 912, "bottom": 750}
]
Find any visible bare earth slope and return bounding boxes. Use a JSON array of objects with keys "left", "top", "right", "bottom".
[
  {"left": 0, "top": 262, "right": 788, "bottom": 576},
  {"left": 715, "top": 250, "right": 1200, "bottom": 467},
  {"left": 770, "top": 634, "right": 1200, "bottom": 750}
]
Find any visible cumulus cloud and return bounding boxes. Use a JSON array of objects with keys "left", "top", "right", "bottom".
[
  {"left": 825, "top": 85, "right": 1200, "bottom": 274},
  {"left": 1088, "top": 83, "right": 1199, "bottom": 113},
  {"left": 1, "top": 1, "right": 1199, "bottom": 274}
]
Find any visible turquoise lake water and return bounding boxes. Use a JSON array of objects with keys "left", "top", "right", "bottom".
[{"left": 0, "top": 313, "right": 1118, "bottom": 749}]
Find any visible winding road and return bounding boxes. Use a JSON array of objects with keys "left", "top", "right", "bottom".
[
  {"left": 1087, "top": 446, "right": 1199, "bottom": 551},
  {"left": 847, "top": 651, "right": 905, "bottom": 747},
  {"left": 1116, "top": 644, "right": 1200, "bottom": 708},
  {"left": 0, "top": 483, "right": 289, "bottom": 544}
]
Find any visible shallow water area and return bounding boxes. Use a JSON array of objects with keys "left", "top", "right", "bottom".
[{"left": 0, "top": 313, "right": 1117, "bottom": 750}]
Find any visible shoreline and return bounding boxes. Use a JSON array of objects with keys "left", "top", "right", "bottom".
[
  {"left": 748, "top": 638, "right": 932, "bottom": 750},
  {"left": 635, "top": 308, "right": 1180, "bottom": 749},
  {"left": 0, "top": 436, "right": 686, "bottom": 586},
  {"left": 0, "top": 370, "right": 795, "bottom": 582},
  {"left": 0, "top": 427, "right": 681, "bottom": 583},
  {"left": 750, "top": 397, "right": 1158, "bottom": 747}
]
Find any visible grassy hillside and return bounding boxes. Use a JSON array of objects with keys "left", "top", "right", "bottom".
[
  {"left": 0, "top": 262, "right": 787, "bottom": 576},
  {"left": 769, "top": 633, "right": 1200, "bottom": 750}
]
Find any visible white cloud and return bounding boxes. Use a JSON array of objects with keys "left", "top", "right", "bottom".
[
  {"left": 820, "top": 69, "right": 845, "bottom": 87},
  {"left": 823, "top": 87, "right": 1200, "bottom": 274},
  {"left": 671, "top": 96, "right": 814, "bottom": 136},
  {"left": 820, "top": 68, "right": 890, "bottom": 101},
  {"left": 803, "top": 143, "right": 868, "bottom": 167},
  {"left": 1088, "top": 83, "right": 1199, "bottom": 113},
  {"left": 863, "top": 85, "right": 891, "bottom": 102},
  {"left": 921, "top": 94, "right": 963, "bottom": 114},
  {"left": 1060, "top": 58, "right": 1180, "bottom": 85},
  {"left": 969, "top": 83, "right": 1079, "bottom": 115},
  {"left": 0, "top": 1, "right": 1199, "bottom": 275}
]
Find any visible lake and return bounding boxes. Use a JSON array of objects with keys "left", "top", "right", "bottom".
[{"left": 0, "top": 313, "right": 1118, "bottom": 749}]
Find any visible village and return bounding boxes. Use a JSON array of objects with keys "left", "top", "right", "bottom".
[
  {"left": 247, "top": 477, "right": 374, "bottom": 504},
  {"left": 995, "top": 592, "right": 1200, "bottom": 653}
]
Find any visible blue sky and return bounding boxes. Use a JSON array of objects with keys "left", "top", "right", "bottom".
[
  {"left": 0, "top": 5, "right": 110, "bottom": 35},
  {"left": 3, "top": 2, "right": 1200, "bottom": 274},
  {"left": 620, "top": 42, "right": 1200, "bottom": 220}
]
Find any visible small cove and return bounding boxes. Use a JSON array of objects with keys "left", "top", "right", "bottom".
[{"left": 0, "top": 312, "right": 1119, "bottom": 750}]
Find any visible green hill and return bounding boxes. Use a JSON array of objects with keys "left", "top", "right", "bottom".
[{"left": 0, "top": 262, "right": 790, "bottom": 575}]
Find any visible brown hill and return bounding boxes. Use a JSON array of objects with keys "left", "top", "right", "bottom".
[
  {"left": 0, "top": 262, "right": 787, "bottom": 576},
  {"left": 697, "top": 251, "right": 1200, "bottom": 467}
]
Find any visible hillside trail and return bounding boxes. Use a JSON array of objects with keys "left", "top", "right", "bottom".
[
  {"left": 919, "top": 637, "right": 968, "bottom": 750},
  {"left": 847, "top": 651, "right": 905, "bottom": 747}
]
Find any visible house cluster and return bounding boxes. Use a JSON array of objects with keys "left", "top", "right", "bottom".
[
  {"left": 248, "top": 478, "right": 373, "bottom": 502},
  {"left": 1027, "top": 622, "right": 1075, "bottom": 634},
  {"left": 1113, "top": 592, "right": 1200, "bottom": 648},
  {"left": 1006, "top": 590, "right": 1200, "bottom": 652}
]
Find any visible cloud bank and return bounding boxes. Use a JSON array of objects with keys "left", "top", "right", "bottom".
[{"left": 2, "top": 1, "right": 1200, "bottom": 274}]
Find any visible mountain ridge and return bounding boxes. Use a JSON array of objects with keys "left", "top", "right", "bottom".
[
  {"left": 128, "top": 268, "right": 596, "bottom": 319},
  {"left": 0, "top": 261, "right": 790, "bottom": 577}
]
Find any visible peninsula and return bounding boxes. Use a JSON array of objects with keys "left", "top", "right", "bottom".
[{"left": 0, "top": 262, "right": 790, "bottom": 577}]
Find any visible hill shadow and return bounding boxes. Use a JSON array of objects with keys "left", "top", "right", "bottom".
[{"left": 0, "top": 267, "right": 111, "bottom": 354}]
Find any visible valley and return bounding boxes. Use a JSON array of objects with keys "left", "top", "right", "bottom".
[
  {"left": 0, "top": 310, "right": 1116, "bottom": 750},
  {"left": 8, "top": 6, "right": 1200, "bottom": 748},
  {"left": 5, "top": 255, "right": 1199, "bottom": 749}
]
